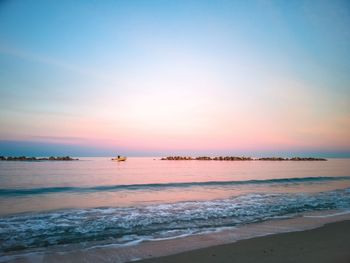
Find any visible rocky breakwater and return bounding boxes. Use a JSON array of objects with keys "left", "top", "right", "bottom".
[
  {"left": 161, "top": 156, "right": 253, "bottom": 161},
  {"left": 258, "top": 157, "right": 327, "bottom": 161},
  {"left": 0, "top": 156, "right": 79, "bottom": 161},
  {"left": 161, "top": 156, "right": 194, "bottom": 160},
  {"left": 161, "top": 156, "right": 327, "bottom": 161}
]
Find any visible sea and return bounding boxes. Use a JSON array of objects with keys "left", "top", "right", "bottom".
[{"left": 0, "top": 157, "right": 350, "bottom": 262}]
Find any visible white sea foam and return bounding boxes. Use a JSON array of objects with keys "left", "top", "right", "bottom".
[
  {"left": 303, "top": 210, "right": 350, "bottom": 218},
  {"left": 1, "top": 188, "right": 350, "bottom": 255}
]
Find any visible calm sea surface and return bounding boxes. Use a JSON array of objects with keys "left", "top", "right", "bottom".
[{"left": 0, "top": 157, "right": 350, "bottom": 255}]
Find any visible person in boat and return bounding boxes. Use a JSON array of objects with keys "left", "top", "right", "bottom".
[{"left": 112, "top": 155, "right": 126, "bottom": 161}]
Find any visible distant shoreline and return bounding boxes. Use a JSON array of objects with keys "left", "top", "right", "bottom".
[
  {"left": 161, "top": 156, "right": 327, "bottom": 161},
  {"left": 0, "top": 156, "right": 328, "bottom": 161}
]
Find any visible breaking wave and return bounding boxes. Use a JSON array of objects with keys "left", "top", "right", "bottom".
[
  {"left": 1, "top": 176, "right": 349, "bottom": 197},
  {"left": 1, "top": 187, "right": 350, "bottom": 253}
]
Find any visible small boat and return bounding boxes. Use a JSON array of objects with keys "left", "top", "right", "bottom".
[{"left": 111, "top": 156, "right": 127, "bottom": 162}]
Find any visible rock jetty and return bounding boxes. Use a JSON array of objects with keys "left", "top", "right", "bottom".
[
  {"left": 0, "top": 156, "right": 79, "bottom": 161},
  {"left": 258, "top": 157, "right": 327, "bottom": 161},
  {"left": 161, "top": 156, "right": 252, "bottom": 161},
  {"left": 161, "top": 156, "right": 327, "bottom": 161}
]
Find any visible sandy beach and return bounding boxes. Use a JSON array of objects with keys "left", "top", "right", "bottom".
[{"left": 137, "top": 219, "right": 350, "bottom": 263}]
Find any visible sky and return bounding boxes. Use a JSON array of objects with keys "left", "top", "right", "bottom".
[{"left": 0, "top": 0, "right": 349, "bottom": 157}]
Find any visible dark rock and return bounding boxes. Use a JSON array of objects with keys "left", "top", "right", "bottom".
[{"left": 0, "top": 156, "right": 79, "bottom": 161}]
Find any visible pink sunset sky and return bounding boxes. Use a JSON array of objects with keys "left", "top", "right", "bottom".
[{"left": 0, "top": 1, "right": 349, "bottom": 156}]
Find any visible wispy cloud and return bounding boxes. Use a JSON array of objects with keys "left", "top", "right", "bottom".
[
  {"left": 0, "top": 45, "right": 120, "bottom": 85},
  {"left": 30, "top": 135, "right": 87, "bottom": 142}
]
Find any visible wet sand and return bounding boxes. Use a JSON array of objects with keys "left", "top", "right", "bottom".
[{"left": 137, "top": 220, "right": 350, "bottom": 263}]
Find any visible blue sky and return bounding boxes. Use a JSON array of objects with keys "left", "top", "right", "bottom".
[{"left": 0, "top": 0, "right": 349, "bottom": 156}]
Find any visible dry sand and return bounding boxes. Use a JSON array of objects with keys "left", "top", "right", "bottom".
[{"left": 136, "top": 220, "right": 350, "bottom": 263}]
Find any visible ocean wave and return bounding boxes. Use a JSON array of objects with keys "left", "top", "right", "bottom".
[
  {"left": 1, "top": 176, "right": 349, "bottom": 197},
  {"left": 0, "top": 188, "right": 350, "bottom": 253}
]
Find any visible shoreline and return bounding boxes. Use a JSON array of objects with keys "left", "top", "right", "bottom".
[
  {"left": 137, "top": 218, "right": 350, "bottom": 263},
  {"left": 2, "top": 209, "right": 350, "bottom": 263}
]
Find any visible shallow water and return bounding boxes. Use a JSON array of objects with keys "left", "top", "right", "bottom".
[{"left": 0, "top": 158, "right": 349, "bottom": 255}]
